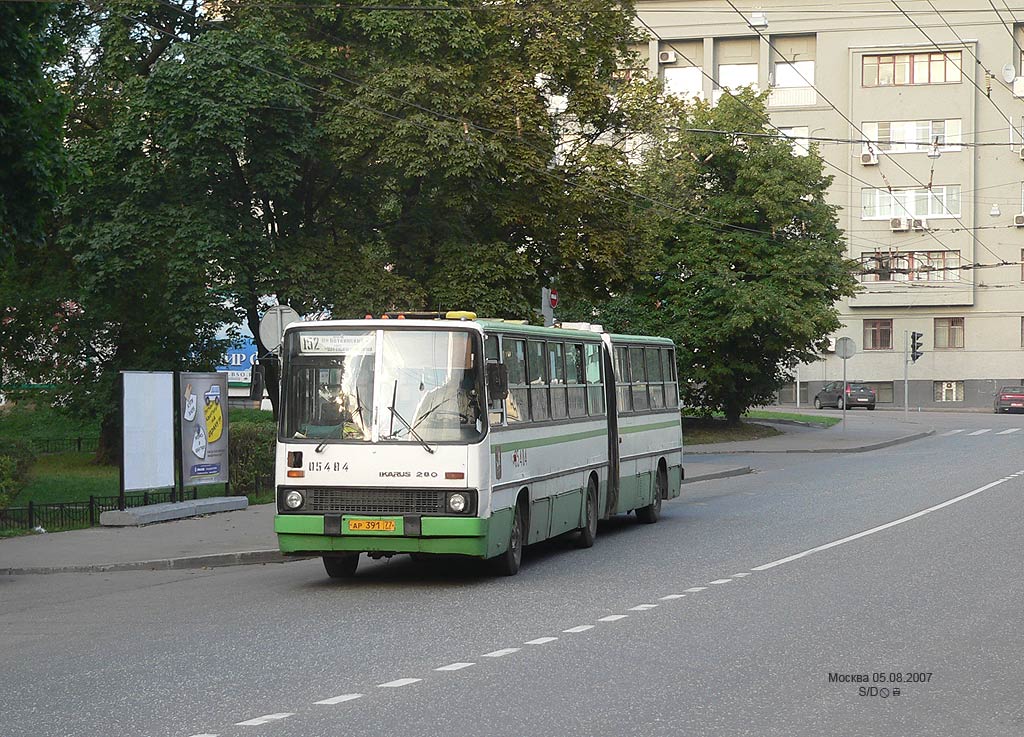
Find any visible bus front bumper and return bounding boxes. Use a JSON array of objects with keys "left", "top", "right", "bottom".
[{"left": 274, "top": 514, "right": 496, "bottom": 557}]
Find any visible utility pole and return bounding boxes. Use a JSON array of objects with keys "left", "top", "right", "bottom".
[{"left": 903, "top": 330, "right": 909, "bottom": 422}]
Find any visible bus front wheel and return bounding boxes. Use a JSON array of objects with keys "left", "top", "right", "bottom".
[
  {"left": 323, "top": 553, "right": 359, "bottom": 578},
  {"left": 636, "top": 468, "right": 665, "bottom": 524},
  {"left": 575, "top": 478, "right": 598, "bottom": 549},
  {"left": 492, "top": 502, "right": 524, "bottom": 576}
]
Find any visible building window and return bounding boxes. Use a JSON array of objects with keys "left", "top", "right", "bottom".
[
  {"left": 863, "top": 319, "right": 893, "bottom": 349},
  {"left": 864, "top": 382, "right": 895, "bottom": 403},
  {"left": 860, "top": 251, "right": 960, "bottom": 282},
  {"left": 861, "top": 186, "right": 961, "bottom": 219},
  {"left": 863, "top": 119, "right": 961, "bottom": 153},
  {"left": 934, "top": 317, "right": 964, "bottom": 349},
  {"left": 778, "top": 126, "right": 810, "bottom": 156},
  {"left": 863, "top": 51, "right": 962, "bottom": 87},
  {"left": 774, "top": 59, "right": 814, "bottom": 87},
  {"left": 717, "top": 63, "right": 758, "bottom": 91},
  {"left": 664, "top": 66, "right": 704, "bottom": 99},
  {"left": 934, "top": 380, "right": 964, "bottom": 402}
]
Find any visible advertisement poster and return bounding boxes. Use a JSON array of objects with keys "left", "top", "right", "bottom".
[
  {"left": 216, "top": 336, "right": 258, "bottom": 386},
  {"left": 122, "top": 372, "right": 175, "bottom": 492},
  {"left": 179, "top": 372, "right": 230, "bottom": 486}
]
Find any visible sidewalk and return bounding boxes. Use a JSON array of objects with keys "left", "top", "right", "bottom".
[
  {"left": 684, "top": 411, "right": 933, "bottom": 454},
  {"left": 1, "top": 413, "right": 932, "bottom": 575}
]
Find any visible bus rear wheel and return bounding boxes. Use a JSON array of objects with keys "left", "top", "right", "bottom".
[
  {"left": 575, "top": 478, "right": 598, "bottom": 549},
  {"left": 323, "top": 553, "right": 359, "bottom": 578},
  {"left": 492, "top": 502, "right": 524, "bottom": 576},
  {"left": 636, "top": 467, "right": 665, "bottom": 524}
]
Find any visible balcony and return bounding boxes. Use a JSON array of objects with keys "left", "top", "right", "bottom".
[{"left": 767, "top": 86, "right": 818, "bottom": 108}]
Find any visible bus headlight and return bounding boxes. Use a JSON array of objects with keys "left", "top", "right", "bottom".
[
  {"left": 447, "top": 493, "right": 467, "bottom": 513},
  {"left": 284, "top": 490, "right": 305, "bottom": 510}
]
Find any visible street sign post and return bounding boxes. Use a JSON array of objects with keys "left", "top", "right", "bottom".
[{"left": 835, "top": 337, "right": 856, "bottom": 431}]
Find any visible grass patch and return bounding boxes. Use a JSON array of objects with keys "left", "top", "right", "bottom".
[
  {"left": 682, "top": 417, "right": 783, "bottom": 445},
  {"left": 743, "top": 410, "right": 840, "bottom": 427},
  {"left": 0, "top": 401, "right": 98, "bottom": 442},
  {"left": 229, "top": 407, "right": 275, "bottom": 425}
]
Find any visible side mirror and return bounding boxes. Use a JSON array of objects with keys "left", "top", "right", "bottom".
[
  {"left": 486, "top": 363, "right": 509, "bottom": 401},
  {"left": 249, "top": 364, "right": 266, "bottom": 400}
]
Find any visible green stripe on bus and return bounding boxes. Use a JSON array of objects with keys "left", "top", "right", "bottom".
[{"left": 494, "top": 419, "right": 678, "bottom": 453}]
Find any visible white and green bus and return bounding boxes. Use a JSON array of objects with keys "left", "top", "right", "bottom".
[{"left": 273, "top": 313, "right": 683, "bottom": 577}]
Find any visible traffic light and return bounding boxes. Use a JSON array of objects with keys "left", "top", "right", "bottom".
[{"left": 910, "top": 331, "right": 924, "bottom": 363}]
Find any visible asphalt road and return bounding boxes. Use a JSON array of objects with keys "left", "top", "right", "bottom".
[{"left": 3, "top": 411, "right": 1023, "bottom": 737}]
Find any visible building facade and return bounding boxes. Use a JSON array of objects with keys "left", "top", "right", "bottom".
[{"left": 636, "top": 0, "right": 1024, "bottom": 408}]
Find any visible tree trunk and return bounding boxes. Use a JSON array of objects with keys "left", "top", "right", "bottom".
[
  {"left": 96, "top": 403, "right": 121, "bottom": 466},
  {"left": 723, "top": 400, "right": 743, "bottom": 427},
  {"left": 246, "top": 300, "right": 280, "bottom": 419}
]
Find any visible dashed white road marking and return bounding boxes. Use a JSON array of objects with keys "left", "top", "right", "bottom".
[
  {"left": 563, "top": 625, "right": 594, "bottom": 633},
  {"left": 732, "top": 572, "right": 751, "bottom": 578},
  {"left": 236, "top": 714, "right": 294, "bottom": 726},
  {"left": 482, "top": 648, "right": 520, "bottom": 658},
  {"left": 751, "top": 470, "right": 1024, "bottom": 572},
  {"left": 629, "top": 604, "right": 658, "bottom": 611},
  {"left": 435, "top": 663, "right": 475, "bottom": 672},
  {"left": 597, "top": 615, "right": 628, "bottom": 622},
  {"left": 968, "top": 429, "right": 992, "bottom": 436},
  {"left": 998, "top": 428, "right": 1021, "bottom": 435},
  {"left": 315, "top": 694, "right": 363, "bottom": 705},
  {"left": 940, "top": 429, "right": 965, "bottom": 436},
  {"left": 525, "top": 637, "right": 558, "bottom": 645},
  {"left": 684, "top": 586, "right": 707, "bottom": 593},
  {"left": 378, "top": 678, "right": 421, "bottom": 688},
  {"left": 709, "top": 579, "right": 732, "bottom": 585},
  {"left": 660, "top": 594, "right": 686, "bottom": 600},
  {"left": 187, "top": 734, "right": 219, "bottom": 736}
]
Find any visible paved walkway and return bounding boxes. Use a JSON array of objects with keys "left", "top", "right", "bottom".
[{"left": 1, "top": 411, "right": 932, "bottom": 575}]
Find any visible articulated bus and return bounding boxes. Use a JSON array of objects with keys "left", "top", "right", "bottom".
[{"left": 273, "top": 313, "right": 683, "bottom": 577}]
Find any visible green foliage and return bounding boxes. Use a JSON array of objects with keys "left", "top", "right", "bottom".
[
  {"left": 0, "top": 438, "right": 36, "bottom": 509},
  {"left": 228, "top": 408, "right": 276, "bottom": 425},
  {"left": 0, "top": 401, "right": 99, "bottom": 442},
  {"left": 580, "top": 90, "right": 858, "bottom": 424},
  {"left": 229, "top": 422, "right": 275, "bottom": 499}
]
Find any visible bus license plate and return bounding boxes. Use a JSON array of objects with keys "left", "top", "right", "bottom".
[{"left": 348, "top": 519, "right": 396, "bottom": 533}]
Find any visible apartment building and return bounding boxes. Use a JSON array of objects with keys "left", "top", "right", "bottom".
[{"left": 635, "top": 0, "right": 1024, "bottom": 409}]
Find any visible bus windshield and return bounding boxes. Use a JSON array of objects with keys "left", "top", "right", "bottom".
[{"left": 283, "top": 328, "right": 484, "bottom": 444}]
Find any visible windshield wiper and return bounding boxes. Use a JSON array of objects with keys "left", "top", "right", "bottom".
[{"left": 385, "top": 403, "right": 435, "bottom": 454}]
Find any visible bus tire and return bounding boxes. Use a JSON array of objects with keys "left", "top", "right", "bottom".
[
  {"left": 575, "top": 477, "right": 598, "bottom": 549},
  {"left": 323, "top": 553, "right": 359, "bottom": 578},
  {"left": 636, "top": 466, "right": 665, "bottom": 524},
  {"left": 492, "top": 499, "right": 524, "bottom": 576}
]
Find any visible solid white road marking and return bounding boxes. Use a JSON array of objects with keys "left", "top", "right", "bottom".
[
  {"left": 968, "top": 429, "right": 992, "bottom": 436},
  {"left": 236, "top": 714, "right": 294, "bottom": 726},
  {"left": 684, "top": 587, "right": 707, "bottom": 593},
  {"left": 751, "top": 470, "right": 1024, "bottom": 572},
  {"left": 597, "top": 615, "right": 628, "bottom": 622},
  {"left": 563, "top": 625, "right": 594, "bottom": 633},
  {"left": 315, "top": 694, "right": 363, "bottom": 705},
  {"left": 435, "top": 663, "right": 475, "bottom": 672},
  {"left": 378, "top": 678, "right": 421, "bottom": 688},
  {"left": 660, "top": 594, "right": 686, "bottom": 600},
  {"left": 940, "top": 429, "right": 965, "bottom": 436},
  {"left": 998, "top": 428, "right": 1021, "bottom": 435},
  {"left": 482, "top": 648, "right": 520, "bottom": 658},
  {"left": 525, "top": 637, "right": 558, "bottom": 645},
  {"left": 709, "top": 579, "right": 732, "bottom": 585},
  {"left": 732, "top": 572, "right": 751, "bottom": 578},
  {"left": 629, "top": 604, "right": 658, "bottom": 611}
]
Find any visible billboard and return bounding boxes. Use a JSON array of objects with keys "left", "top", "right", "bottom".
[
  {"left": 217, "top": 336, "right": 258, "bottom": 385},
  {"left": 122, "top": 372, "right": 176, "bottom": 492},
  {"left": 179, "top": 372, "right": 230, "bottom": 486}
]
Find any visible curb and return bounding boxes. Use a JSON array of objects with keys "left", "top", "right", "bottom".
[
  {"left": 686, "top": 429, "right": 935, "bottom": 455},
  {"left": 1, "top": 549, "right": 305, "bottom": 576},
  {"left": 682, "top": 466, "right": 753, "bottom": 484}
]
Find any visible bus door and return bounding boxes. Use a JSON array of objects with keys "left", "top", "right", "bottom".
[{"left": 602, "top": 341, "right": 619, "bottom": 517}]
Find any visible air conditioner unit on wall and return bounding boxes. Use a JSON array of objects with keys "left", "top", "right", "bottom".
[
  {"left": 861, "top": 151, "right": 879, "bottom": 165},
  {"left": 911, "top": 218, "right": 928, "bottom": 231},
  {"left": 1014, "top": 213, "right": 1024, "bottom": 227},
  {"left": 1019, "top": 147, "right": 1024, "bottom": 161},
  {"left": 658, "top": 50, "right": 677, "bottom": 64},
  {"left": 890, "top": 217, "right": 909, "bottom": 232}
]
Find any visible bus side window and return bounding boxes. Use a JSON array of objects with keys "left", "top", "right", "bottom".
[
  {"left": 566, "top": 343, "right": 587, "bottom": 418},
  {"left": 527, "top": 340, "right": 549, "bottom": 422},
  {"left": 504, "top": 338, "right": 528, "bottom": 424},
  {"left": 586, "top": 343, "right": 605, "bottom": 415},
  {"left": 485, "top": 334, "right": 499, "bottom": 362},
  {"left": 662, "top": 348, "right": 678, "bottom": 408},
  {"left": 614, "top": 346, "right": 631, "bottom": 412},
  {"left": 646, "top": 347, "right": 665, "bottom": 409},
  {"left": 629, "top": 346, "right": 649, "bottom": 411},
  {"left": 549, "top": 342, "right": 568, "bottom": 420}
]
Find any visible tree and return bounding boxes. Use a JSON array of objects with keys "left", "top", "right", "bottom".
[{"left": 580, "top": 90, "right": 858, "bottom": 424}]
